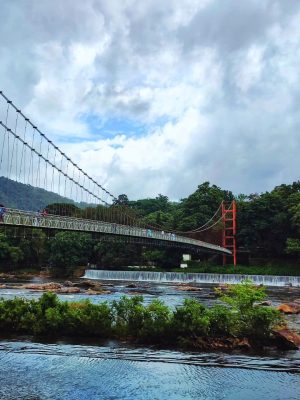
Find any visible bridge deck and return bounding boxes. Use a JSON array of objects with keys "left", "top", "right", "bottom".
[{"left": 1, "top": 208, "right": 231, "bottom": 255}]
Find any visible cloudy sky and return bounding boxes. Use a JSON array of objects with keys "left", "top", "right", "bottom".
[{"left": 1, "top": 0, "right": 300, "bottom": 200}]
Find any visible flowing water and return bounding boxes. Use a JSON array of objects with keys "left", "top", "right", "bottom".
[
  {"left": 85, "top": 269, "right": 300, "bottom": 286},
  {"left": 0, "top": 275, "right": 300, "bottom": 399}
]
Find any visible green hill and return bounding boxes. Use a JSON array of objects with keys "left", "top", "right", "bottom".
[{"left": 0, "top": 176, "right": 76, "bottom": 211}]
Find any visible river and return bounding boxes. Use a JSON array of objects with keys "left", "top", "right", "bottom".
[{"left": 0, "top": 278, "right": 299, "bottom": 399}]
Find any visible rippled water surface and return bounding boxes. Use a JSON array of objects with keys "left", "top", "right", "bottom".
[
  {"left": 0, "top": 340, "right": 300, "bottom": 400},
  {"left": 0, "top": 280, "right": 300, "bottom": 399}
]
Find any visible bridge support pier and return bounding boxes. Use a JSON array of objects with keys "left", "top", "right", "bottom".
[{"left": 222, "top": 200, "right": 237, "bottom": 266}]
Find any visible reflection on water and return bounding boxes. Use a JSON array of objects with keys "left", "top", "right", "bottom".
[{"left": 0, "top": 340, "right": 300, "bottom": 400}]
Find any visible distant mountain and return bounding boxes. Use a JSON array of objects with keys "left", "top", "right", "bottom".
[{"left": 0, "top": 176, "right": 76, "bottom": 211}]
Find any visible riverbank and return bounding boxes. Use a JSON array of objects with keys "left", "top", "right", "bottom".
[{"left": 171, "top": 263, "right": 300, "bottom": 276}]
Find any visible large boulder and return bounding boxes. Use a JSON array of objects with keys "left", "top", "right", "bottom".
[
  {"left": 277, "top": 303, "right": 300, "bottom": 314},
  {"left": 273, "top": 329, "right": 300, "bottom": 350}
]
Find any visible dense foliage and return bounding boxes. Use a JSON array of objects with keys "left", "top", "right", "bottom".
[
  {"left": 0, "top": 282, "right": 281, "bottom": 343},
  {"left": 0, "top": 179, "right": 299, "bottom": 272},
  {"left": 0, "top": 177, "right": 76, "bottom": 211}
]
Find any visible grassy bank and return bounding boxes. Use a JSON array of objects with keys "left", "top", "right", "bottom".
[
  {"left": 0, "top": 282, "right": 283, "bottom": 349},
  {"left": 169, "top": 263, "right": 300, "bottom": 276}
]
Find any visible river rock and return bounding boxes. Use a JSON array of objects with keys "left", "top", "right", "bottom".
[
  {"left": 58, "top": 287, "right": 81, "bottom": 294},
  {"left": 277, "top": 303, "right": 300, "bottom": 314},
  {"left": 126, "top": 283, "right": 137, "bottom": 288},
  {"left": 273, "top": 329, "right": 300, "bottom": 350},
  {"left": 86, "top": 288, "right": 111, "bottom": 295},
  {"left": 75, "top": 280, "right": 102, "bottom": 289},
  {"left": 188, "top": 337, "right": 251, "bottom": 351},
  {"left": 63, "top": 281, "right": 74, "bottom": 287},
  {"left": 256, "top": 301, "right": 272, "bottom": 306},
  {"left": 176, "top": 286, "right": 202, "bottom": 292},
  {"left": 23, "top": 282, "right": 62, "bottom": 291},
  {"left": 0, "top": 284, "right": 6, "bottom": 289}
]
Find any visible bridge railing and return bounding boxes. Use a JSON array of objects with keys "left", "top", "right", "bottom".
[{"left": 1, "top": 208, "right": 231, "bottom": 255}]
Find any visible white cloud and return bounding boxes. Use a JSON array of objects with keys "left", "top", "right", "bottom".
[{"left": 0, "top": 0, "right": 300, "bottom": 201}]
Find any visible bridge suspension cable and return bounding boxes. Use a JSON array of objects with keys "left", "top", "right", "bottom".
[{"left": 0, "top": 90, "right": 117, "bottom": 206}]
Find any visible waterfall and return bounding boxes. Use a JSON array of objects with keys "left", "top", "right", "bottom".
[{"left": 83, "top": 269, "right": 300, "bottom": 287}]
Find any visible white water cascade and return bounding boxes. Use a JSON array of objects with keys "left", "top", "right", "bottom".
[{"left": 84, "top": 269, "right": 300, "bottom": 287}]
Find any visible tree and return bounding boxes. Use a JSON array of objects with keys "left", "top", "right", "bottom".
[
  {"left": 48, "top": 232, "right": 93, "bottom": 273},
  {"left": 46, "top": 203, "right": 80, "bottom": 217},
  {"left": 179, "top": 182, "right": 233, "bottom": 231},
  {"left": 286, "top": 238, "right": 300, "bottom": 255},
  {"left": 113, "top": 194, "right": 129, "bottom": 206}
]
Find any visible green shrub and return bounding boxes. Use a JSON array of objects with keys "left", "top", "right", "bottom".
[
  {"left": 65, "top": 300, "right": 112, "bottom": 337},
  {"left": 239, "top": 307, "right": 281, "bottom": 339},
  {"left": 218, "top": 281, "right": 281, "bottom": 338},
  {"left": 0, "top": 282, "right": 284, "bottom": 345},
  {"left": 140, "top": 299, "right": 171, "bottom": 342},
  {"left": 171, "top": 299, "right": 210, "bottom": 338},
  {"left": 207, "top": 305, "right": 235, "bottom": 337},
  {"left": 219, "top": 280, "right": 266, "bottom": 312},
  {"left": 112, "top": 295, "right": 146, "bottom": 337}
]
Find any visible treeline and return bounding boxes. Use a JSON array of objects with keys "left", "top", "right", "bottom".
[{"left": 0, "top": 181, "right": 299, "bottom": 272}]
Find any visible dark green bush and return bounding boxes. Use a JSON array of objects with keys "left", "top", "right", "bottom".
[
  {"left": 65, "top": 300, "right": 113, "bottom": 337},
  {"left": 112, "top": 295, "right": 146, "bottom": 337},
  {"left": 171, "top": 299, "right": 210, "bottom": 338},
  {"left": 0, "top": 281, "right": 284, "bottom": 345},
  {"left": 207, "top": 305, "right": 235, "bottom": 337},
  {"left": 140, "top": 299, "right": 171, "bottom": 342}
]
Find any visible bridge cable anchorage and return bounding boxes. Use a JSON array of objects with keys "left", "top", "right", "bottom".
[{"left": 0, "top": 90, "right": 118, "bottom": 203}]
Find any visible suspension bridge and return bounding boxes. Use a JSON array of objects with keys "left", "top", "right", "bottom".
[{"left": 0, "top": 90, "right": 234, "bottom": 258}]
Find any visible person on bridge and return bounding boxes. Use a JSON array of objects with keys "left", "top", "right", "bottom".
[
  {"left": 0, "top": 204, "right": 6, "bottom": 222},
  {"left": 41, "top": 209, "right": 48, "bottom": 217}
]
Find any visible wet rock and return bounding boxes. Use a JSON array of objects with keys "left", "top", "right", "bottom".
[
  {"left": 256, "top": 301, "right": 272, "bottom": 306},
  {"left": 23, "top": 282, "right": 62, "bottom": 291},
  {"left": 58, "top": 287, "right": 81, "bottom": 294},
  {"left": 277, "top": 303, "right": 300, "bottom": 314},
  {"left": 126, "top": 283, "right": 137, "bottom": 288},
  {"left": 176, "top": 286, "right": 202, "bottom": 292},
  {"left": 86, "top": 288, "right": 111, "bottom": 295},
  {"left": 0, "top": 284, "right": 6, "bottom": 289},
  {"left": 75, "top": 280, "right": 102, "bottom": 289},
  {"left": 0, "top": 273, "right": 16, "bottom": 280},
  {"left": 273, "top": 329, "right": 300, "bottom": 350},
  {"left": 186, "top": 337, "right": 251, "bottom": 351},
  {"left": 63, "top": 281, "right": 74, "bottom": 287}
]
